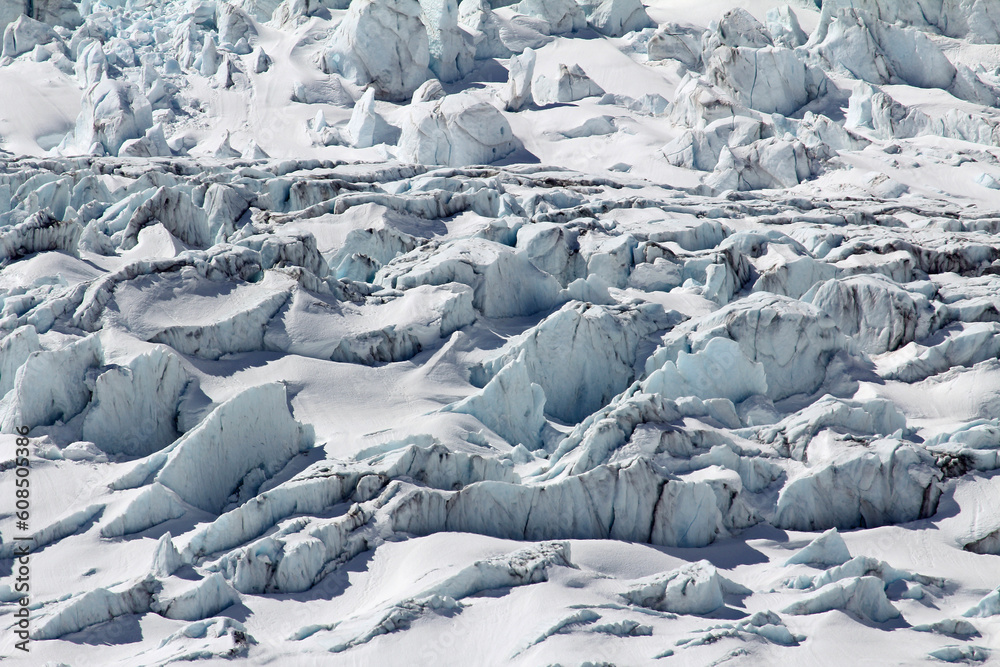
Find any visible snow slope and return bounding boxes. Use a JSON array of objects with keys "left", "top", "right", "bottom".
[{"left": 3, "top": 0, "right": 1000, "bottom": 665}]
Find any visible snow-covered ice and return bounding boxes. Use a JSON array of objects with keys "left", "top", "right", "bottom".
[{"left": 3, "top": 0, "right": 1000, "bottom": 664}]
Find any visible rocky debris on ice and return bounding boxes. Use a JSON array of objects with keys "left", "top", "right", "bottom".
[
  {"left": 323, "top": 0, "right": 431, "bottom": 101},
  {"left": 477, "top": 300, "right": 671, "bottom": 423},
  {"left": 923, "top": 418, "right": 1000, "bottom": 475},
  {"left": 773, "top": 437, "right": 941, "bottom": 531},
  {"left": 152, "top": 382, "right": 314, "bottom": 513},
  {"left": 622, "top": 560, "right": 750, "bottom": 614},
  {"left": 139, "top": 617, "right": 255, "bottom": 662},
  {"left": 785, "top": 528, "right": 852, "bottom": 567},
  {"left": 782, "top": 575, "right": 899, "bottom": 623},
  {"left": 397, "top": 93, "right": 520, "bottom": 166},
  {"left": 376, "top": 237, "right": 559, "bottom": 318}
]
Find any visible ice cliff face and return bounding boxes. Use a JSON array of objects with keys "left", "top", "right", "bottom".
[{"left": 4, "top": 0, "right": 1000, "bottom": 665}]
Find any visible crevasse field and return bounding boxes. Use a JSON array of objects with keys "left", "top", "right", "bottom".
[{"left": 2, "top": 0, "right": 1000, "bottom": 664}]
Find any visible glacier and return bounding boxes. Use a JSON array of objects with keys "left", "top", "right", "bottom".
[{"left": 1, "top": 0, "right": 1000, "bottom": 664}]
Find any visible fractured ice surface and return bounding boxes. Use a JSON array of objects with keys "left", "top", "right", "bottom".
[
  {"left": 782, "top": 575, "right": 900, "bottom": 623},
  {"left": 155, "top": 382, "right": 314, "bottom": 512},
  {"left": 622, "top": 559, "right": 750, "bottom": 614},
  {"left": 3, "top": 0, "right": 1000, "bottom": 663},
  {"left": 323, "top": 0, "right": 430, "bottom": 101}
]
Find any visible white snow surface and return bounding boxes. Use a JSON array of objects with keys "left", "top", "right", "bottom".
[{"left": 3, "top": 0, "right": 1000, "bottom": 664}]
